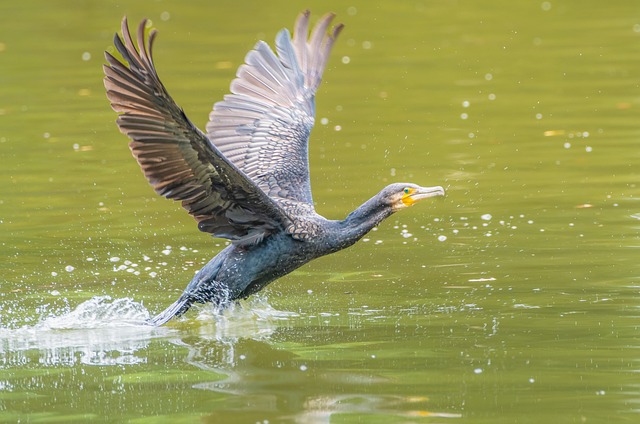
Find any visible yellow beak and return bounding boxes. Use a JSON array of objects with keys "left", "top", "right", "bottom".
[{"left": 402, "top": 185, "right": 445, "bottom": 207}]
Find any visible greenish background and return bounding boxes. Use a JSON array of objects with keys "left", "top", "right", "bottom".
[{"left": 1, "top": 0, "right": 639, "bottom": 422}]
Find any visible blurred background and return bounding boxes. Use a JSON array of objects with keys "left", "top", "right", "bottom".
[{"left": 1, "top": 0, "right": 639, "bottom": 422}]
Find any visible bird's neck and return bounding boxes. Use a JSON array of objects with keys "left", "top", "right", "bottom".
[{"left": 332, "top": 195, "right": 392, "bottom": 250}]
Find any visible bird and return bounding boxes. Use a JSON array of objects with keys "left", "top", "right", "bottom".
[{"left": 103, "top": 11, "right": 445, "bottom": 326}]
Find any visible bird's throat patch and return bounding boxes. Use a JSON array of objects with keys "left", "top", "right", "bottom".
[{"left": 401, "top": 194, "right": 415, "bottom": 207}]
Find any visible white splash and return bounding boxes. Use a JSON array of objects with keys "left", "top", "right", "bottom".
[
  {"left": 195, "top": 296, "right": 298, "bottom": 341},
  {"left": 0, "top": 296, "right": 169, "bottom": 367},
  {"left": 38, "top": 295, "right": 150, "bottom": 330}
]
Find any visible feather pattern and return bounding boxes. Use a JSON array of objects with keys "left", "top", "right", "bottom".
[
  {"left": 206, "top": 11, "right": 344, "bottom": 208},
  {"left": 103, "top": 17, "right": 292, "bottom": 245}
]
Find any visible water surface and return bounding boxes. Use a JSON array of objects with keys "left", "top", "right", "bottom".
[{"left": 1, "top": 0, "right": 639, "bottom": 422}]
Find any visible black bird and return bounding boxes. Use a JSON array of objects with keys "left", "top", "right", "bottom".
[{"left": 103, "top": 11, "right": 445, "bottom": 325}]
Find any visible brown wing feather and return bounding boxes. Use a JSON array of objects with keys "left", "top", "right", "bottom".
[{"left": 103, "top": 17, "right": 291, "bottom": 245}]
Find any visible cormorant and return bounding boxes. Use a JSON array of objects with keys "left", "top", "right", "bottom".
[{"left": 103, "top": 11, "right": 445, "bottom": 325}]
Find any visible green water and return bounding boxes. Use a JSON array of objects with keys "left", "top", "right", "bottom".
[{"left": 1, "top": 0, "right": 639, "bottom": 422}]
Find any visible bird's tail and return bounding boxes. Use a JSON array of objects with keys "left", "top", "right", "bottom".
[
  {"left": 148, "top": 293, "right": 194, "bottom": 326},
  {"left": 147, "top": 246, "right": 232, "bottom": 326},
  {"left": 148, "top": 284, "right": 233, "bottom": 326}
]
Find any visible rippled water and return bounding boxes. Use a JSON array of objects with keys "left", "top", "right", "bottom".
[{"left": 1, "top": 0, "right": 639, "bottom": 422}]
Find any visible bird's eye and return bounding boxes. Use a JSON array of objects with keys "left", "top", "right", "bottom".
[{"left": 403, "top": 188, "right": 410, "bottom": 194}]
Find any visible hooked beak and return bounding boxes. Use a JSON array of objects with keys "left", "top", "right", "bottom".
[
  {"left": 411, "top": 185, "right": 445, "bottom": 202},
  {"left": 402, "top": 185, "right": 445, "bottom": 207}
]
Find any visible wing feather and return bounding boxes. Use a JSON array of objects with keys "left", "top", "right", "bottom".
[
  {"left": 103, "top": 17, "right": 292, "bottom": 245},
  {"left": 207, "top": 11, "right": 343, "bottom": 207}
]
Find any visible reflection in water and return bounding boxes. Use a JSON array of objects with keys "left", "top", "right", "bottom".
[
  {"left": 195, "top": 297, "right": 299, "bottom": 343},
  {"left": 0, "top": 295, "right": 297, "bottom": 370},
  {"left": 0, "top": 297, "right": 459, "bottom": 421},
  {"left": 178, "top": 317, "right": 460, "bottom": 422}
]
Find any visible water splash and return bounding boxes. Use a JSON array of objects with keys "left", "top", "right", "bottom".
[
  {"left": 0, "top": 295, "right": 301, "bottom": 367},
  {"left": 194, "top": 296, "right": 299, "bottom": 341},
  {"left": 38, "top": 295, "right": 151, "bottom": 330},
  {"left": 0, "top": 296, "right": 170, "bottom": 367}
]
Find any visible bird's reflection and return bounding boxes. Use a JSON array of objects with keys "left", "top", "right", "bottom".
[
  {"left": 0, "top": 296, "right": 457, "bottom": 421},
  {"left": 177, "top": 310, "right": 458, "bottom": 422}
]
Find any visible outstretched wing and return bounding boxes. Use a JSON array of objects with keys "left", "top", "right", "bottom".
[
  {"left": 103, "top": 18, "right": 292, "bottom": 245},
  {"left": 206, "top": 11, "right": 343, "bottom": 206}
]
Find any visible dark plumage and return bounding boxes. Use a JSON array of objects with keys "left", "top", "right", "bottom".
[{"left": 103, "top": 11, "right": 445, "bottom": 325}]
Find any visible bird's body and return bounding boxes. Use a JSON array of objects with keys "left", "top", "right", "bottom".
[
  {"left": 103, "top": 12, "right": 444, "bottom": 325},
  {"left": 151, "top": 186, "right": 409, "bottom": 324}
]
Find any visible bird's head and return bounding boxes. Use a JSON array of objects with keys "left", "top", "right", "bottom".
[
  {"left": 339, "top": 182, "right": 445, "bottom": 245},
  {"left": 384, "top": 183, "right": 445, "bottom": 212}
]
